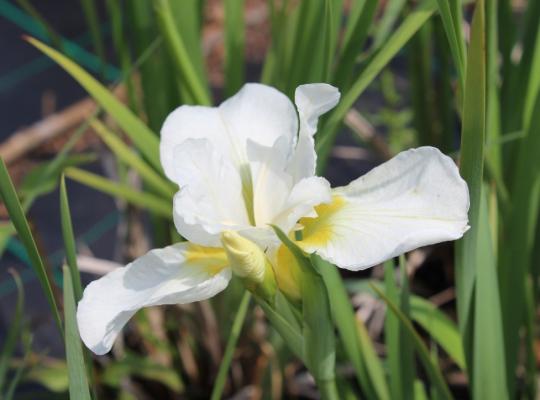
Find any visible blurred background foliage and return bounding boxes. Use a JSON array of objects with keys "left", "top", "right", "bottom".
[{"left": 0, "top": 0, "right": 539, "bottom": 398}]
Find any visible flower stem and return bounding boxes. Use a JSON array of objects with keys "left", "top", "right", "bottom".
[
  {"left": 317, "top": 377, "right": 340, "bottom": 400},
  {"left": 210, "top": 291, "right": 251, "bottom": 400}
]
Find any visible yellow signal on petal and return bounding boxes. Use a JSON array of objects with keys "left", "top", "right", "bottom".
[
  {"left": 184, "top": 244, "right": 228, "bottom": 275},
  {"left": 298, "top": 195, "right": 347, "bottom": 248}
]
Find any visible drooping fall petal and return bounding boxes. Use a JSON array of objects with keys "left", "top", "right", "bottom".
[
  {"left": 77, "top": 244, "right": 231, "bottom": 355},
  {"left": 298, "top": 147, "right": 470, "bottom": 270}
]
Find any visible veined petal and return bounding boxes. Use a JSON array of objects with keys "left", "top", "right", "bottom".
[
  {"left": 287, "top": 84, "right": 340, "bottom": 181},
  {"left": 160, "top": 83, "right": 298, "bottom": 184},
  {"left": 77, "top": 243, "right": 231, "bottom": 355},
  {"left": 172, "top": 139, "right": 250, "bottom": 247},
  {"left": 271, "top": 176, "right": 332, "bottom": 234},
  {"left": 219, "top": 83, "right": 298, "bottom": 158},
  {"left": 161, "top": 106, "right": 230, "bottom": 184},
  {"left": 298, "top": 147, "right": 470, "bottom": 270},
  {"left": 248, "top": 137, "right": 293, "bottom": 227}
]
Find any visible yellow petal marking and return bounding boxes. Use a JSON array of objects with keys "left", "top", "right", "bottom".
[
  {"left": 184, "top": 244, "right": 228, "bottom": 275},
  {"left": 298, "top": 195, "right": 347, "bottom": 248}
]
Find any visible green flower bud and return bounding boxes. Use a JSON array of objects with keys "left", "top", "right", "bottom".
[{"left": 220, "top": 231, "right": 276, "bottom": 302}]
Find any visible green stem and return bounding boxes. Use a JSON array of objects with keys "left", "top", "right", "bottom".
[
  {"left": 210, "top": 291, "right": 251, "bottom": 400},
  {"left": 318, "top": 377, "right": 340, "bottom": 400}
]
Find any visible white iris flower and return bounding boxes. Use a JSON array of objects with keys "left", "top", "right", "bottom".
[{"left": 77, "top": 83, "right": 470, "bottom": 355}]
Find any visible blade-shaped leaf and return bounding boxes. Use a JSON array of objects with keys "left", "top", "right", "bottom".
[
  {"left": 455, "top": 0, "right": 486, "bottom": 370},
  {"left": 317, "top": 0, "right": 436, "bottom": 172},
  {"left": 0, "top": 158, "right": 62, "bottom": 334},
  {"left": 60, "top": 175, "right": 83, "bottom": 301},
  {"left": 63, "top": 266, "right": 91, "bottom": 400},
  {"left": 318, "top": 259, "right": 390, "bottom": 400},
  {"left": 210, "top": 291, "right": 251, "bottom": 400},
  {"left": 64, "top": 167, "right": 172, "bottom": 218},
  {"left": 90, "top": 118, "right": 175, "bottom": 199},
  {"left": 371, "top": 284, "right": 453, "bottom": 400},
  {"left": 25, "top": 37, "right": 162, "bottom": 173}
]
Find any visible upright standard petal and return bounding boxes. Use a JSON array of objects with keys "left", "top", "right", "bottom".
[
  {"left": 160, "top": 83, "right": 298, "bottom": 184},
  {"left": 172, "top": 139, "right": 250, "bottom": 247},
  {"left": 298, "top": 147, "right": 470, "bottom": 270},
  {"left": 77, "top": 243, "right": 231, "bottom": 355},
  {"left": 287, "top": 84, "right": 340, "bottom": 181}
]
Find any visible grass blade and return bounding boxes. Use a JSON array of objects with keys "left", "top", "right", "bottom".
[
  {"left": 0, "top": 159, "right": 62, "bottom": 334},
  {"left": 435, "top": 0, "right": 466, "bottom": 89},
  {"left": 60, "top": 176, "right": 83, "bottom": 301},
  {"left": 64, "top": 167, "right": 172, "bottom": 218},
  {"left": 333, "top": 0, "right": 377, "bottom": 88},
  {"left": 371, "top": 284, "right": 453, "bottom": 400},
  {"left": 472, "top": 190, "right": 508, "bottom": 399},
  {"left": 90, "top": 119, "right": 175, "bottom": 199},
  {"left": 210, "top": 291, "right": 250, "bottom": 400},
  {"left": 0, "top": 270, "right": 24, "bottom": 394},
  {"left": 80, "top": 0, "right": 106, "bottom": 78},
  {"left": 499, "top": 91, "right": 540, "bottom": 395},
  {"left": 25, "top": 37, "right": 162, "bottom": 173},
  {"left": 63, "top": 266, "right": 92, "bottom": 400},
  {"left": 224, "top": 0, "right": 245, "bottom": 97},
  {"left": 409, "top": 297, "right": 465, "bottom": 370},
  {"left": 318, "top": 260, "right": 390, "bottom": 400},
  {"left": 316, "top": 0, "right": 436, "bottom": 172},
  {"left": 455, "top": 0, "right": 487, "bottom": 369},
  {"left": 384, "top": 259, "right": 415, "bottom": 399},
  {"left": 154, "top": 0, "right": 211, "bottom": 105}
]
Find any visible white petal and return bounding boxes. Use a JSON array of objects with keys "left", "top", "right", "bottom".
[
  {"left": 295, "top": 83, "right": 341, "bottom": 138},
  {"left": 172, "top": 139, "right": 250, "bottom": 247},
  {"left": 77, "top": 243, "right": 231, "bottom": 355},
  {"left": 287, "top": 84, "right": 340, "bottom": 181},
  {"left": 219, "top": 83, "right": 298, "bottom": 158},
  {"left": 160, "top": 84, "right": 298, "bottom": 184},
  {"left": 271, "top": 176, "right": 332, "bottom": 234},
  {"left": 298, "top": 147, "right": 470, "bottom": 270},
  {"left": 160, "top": 106, "right": 229, "bottom": 184},
  {"left": 247, "top": 137, "right": 293, "bottom": 227}
]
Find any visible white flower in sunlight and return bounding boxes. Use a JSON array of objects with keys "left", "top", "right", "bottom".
[{"left": 77, "top": 83, "right": 469, "bottom": 355}]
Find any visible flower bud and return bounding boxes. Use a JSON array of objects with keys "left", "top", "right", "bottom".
[{"left": 221, "top": 231, "right": 276, "bottom": 302}]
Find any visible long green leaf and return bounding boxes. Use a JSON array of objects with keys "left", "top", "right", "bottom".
[
  {"left": 0, "top": 271, "right": 24, "bottom": 394},
  {"left": 371, "top": 284, "right": 453, "bottom": 400},
  {"left": 271, "top": 225, "right": 338, "bottom": 398},
  {"left": 499, "top": 91, "right": 540, "bottom": 395},
  {"left": 318, "top": 260, "right": 390, "bottom": 400},
  {"left": 60, "top": 176, "right": 83, "bottom": 301},
  {"left": 90, "top": 119, "right": 175, "bottom": 199},
  {"left": 0, "top": 158, "right": 62, "bottom": 334},
  {"left": 63, "top": 266, "right": 92, "bottom": 400},
  {"left": 25, "top": 37, "right": 162, "bottom": 172},
  {"left": 472, "top": 190, "right": 508, "bottom": 399},
  {"left": 334, "top": 0, "right": 377, "bottom": 88},
  {"left": 64, "top": 167, "right": 172, "bottom": 218},
  {"left": 154, "top": 0, "right": 211, "bottom": 105},
  {"left": 80, "top": 0, "right": 106, "bottom": 78},
  {"left": 384, "top": 259, "right": 414, "bottom": 399},
  {"left": 255, "top": 296, "right": 304, "bottom": 362},
  {"left": 455, "top": 0, "right": 487, "bottom": 371},
  {"left": 409, "top": 297, "right": 465, "bottom": 370},
  {"left": 224, "top": 0, "right": 245, "bottom": 97},
  {"left": 435, "top": 0, "right": 466, "bottom": 89},
  {"left": 210, "top": 291, "right": 251, "bottom": 400},
  {"left": 316, "top": 0, "right": 436, "bottom": 172}
]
